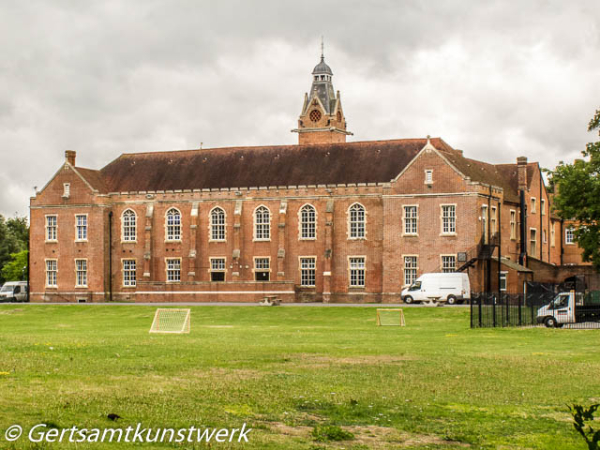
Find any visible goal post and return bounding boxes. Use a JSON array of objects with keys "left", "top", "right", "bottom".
[
  {"left": 149, "top": 308, "right": 191, "bottom": 334},
  {"left": 376, "top": 309, "right": 406, "bottom": 327}
]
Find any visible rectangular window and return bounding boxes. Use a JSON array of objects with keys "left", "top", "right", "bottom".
[
  {"left": 254, "top": 258, "right": 270, "bottom": 281},
  {"left": 441, "top": 205, "right": 456, "bottom": 234},
  {"left": 551, "top": 222, "right": 556, "bottom": 247},
  {"left": 482, "top": 205, "right": 488, "bottom": 243},
  {"left": 531, "top": 197, "right": 536, "bottom": 214},
  {"left": 349, "top": 257, "right": 366, "bottom": 287},
  {"left": 491, "top": 206, "right": 497, "bottom": 236},
  {"left": 510, "top": 210, "right": 516, "bottom": 240},
  {"left": 403, "top": 256, "right": 418, "bottom": 287},
  {"left": 424, "top": 169, "right": 433, "bottom": 184},
  {"left": 75, "top": 215, "right": 87, "bottom": 241},
  {"left": 210, "top": 258, "right": 226, "bottom": 282},
  {"left": 530, "top": 229, "right": 537, "bottom": 255},
  {"left": 75, "top": 259, "right": 87, "bottom": 287},
  {"left": 300, "top": 257, "right": 316, "bottom": 287},
  {"left": 541, "top": 199, "right": 546, "bottom": 216},
  {"left": 441, "top": 255, "right": 456, "bottom": 273},
  {"left": 565, "top": 227, "right": 575, "bottom": 244},
  {"left": 500, "top": 272, "right": 507, "bottom": 292},
  {"left": 46, "top": 216, "right": 57, "bottom": 241},
  {"left": 46, "top": 260, "right": 57, "bottom": 287},
  {"left": 62, "top": 183, "right": 70, "bottom": 198},
  {"left": 543, "top": 229, "right": 547, "bottom": 244},
  {"left": 403, "top": 206, "right": 418, "bottom": 235},
  {"left": 166, "top": 259, "right": 181, "bottom": 282},
  {"left": 123, "top": 260, "right": 136, "bottom": 287}
]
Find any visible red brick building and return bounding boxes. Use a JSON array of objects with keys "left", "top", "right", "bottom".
[{"left": 29, "top": 55, "right": 592, "bottom": 303}]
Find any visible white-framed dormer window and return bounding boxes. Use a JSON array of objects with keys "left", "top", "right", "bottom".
[
  {"left": 45, "top": 215, "right": 58, "bottom": 241},
  {"left": 424, "top": 169, "right": 433, "bottom": 185},
  {"left": 349, "top": 256, "right": 366, "bottom": 287},
  {"left": 166, "top": 208, "right": 182, "bottom": 241},
  {"left": 62, "top": 183, "right": 70, "bottom": 198},
  {"left": 75, "top": 214, "right": 88, "bottom": 241},
  {"left": 441, "top": 255, "right": 456, "bottom": 273},
  {"left": 441, "top": 205, "right": 456, "bottom": 235},
  {"left": 122, "top": 259, "right": 136, "bottom": 287},
  {"left": 299, "top": 257, "right": 316, "bottom": 287},
  {"left": 254, "top": 257, "right": 270, "bottom": 281},
  {"left": 166, "top": 258, "right": 181, "bottom": 282},
  {"left": 299, "top": 204, "right": 317, "bottom": 240},
  {"left": 122, "top": 209, "right": 137, "bottom": 242},
  {"left": 403, "top": 205, "right": 418, "bottom": 236},
  {"left": 254, "top": 206, "right": 271, "bottom": 241},
  {"left": 209, "top": 257, "right": 226, "bottom": 282},
  {"left": 531, "top": 197, "right": 537, "bottom": 214},
  {"left": 210, "top": 207, "right": 226, "bottom": 241},
  {"left": 75, "top": 259, "right": 88, "bottom": 287},
  {"left": 565, "top": 226, "right": 575, "bottom": 245},
  {"left": 45, "top": 259, "right": 58, "bottom": 287},
  {"left": 348, "top": 203, "right": 366, "bottom": 239}
]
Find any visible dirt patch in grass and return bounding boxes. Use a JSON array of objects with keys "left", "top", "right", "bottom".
[
  {"left": 292, "top": 353, "right": 417, "bottom": 368},
  {"left": 204, "top": 325, "right": 235, "bottom": 328}
]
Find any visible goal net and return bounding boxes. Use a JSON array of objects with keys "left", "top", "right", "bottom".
[
  {"left": 376, "top": 309, "right": 406, "bottom": 327},
  {"left": 149, "top": 308, "right": 191, "bottom": 334}
]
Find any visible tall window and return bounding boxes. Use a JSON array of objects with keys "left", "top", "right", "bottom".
[
  {"left": 123, "top": 260, "right": 136, "bottom": 287},
  {"left": 166, "top": 208, "right": 182, "bottom": 241},
  {"left": 76, "top": 215, "right": 87, "bottom": 241},
  {"left": 166, "top": 259, "right": 181, "bottom": 282},
  {"left": 254, "top": 258, "right": 270, "bottom": 281},
  {"left": 565, "top": 227, "right": 575, "bottom": 244},
  {"left": 210, "top": 258, "right": 226, "bottom": 282},
  {"left": 403, "top": 206, "right": 418, "bottom": 235},
  {"left": 46, "top": 260, "right": 57, "bottom": 287},
  {"left": 349, "top": 257, "right": 366, "bottom": 287},
  {"left": 299, "top": 204, "right": 316, "bottom": 239},
  {"left": 254, "top": 206, "right": 270, "bottom": 240},
  {"left": 349, "top": 203, "right": 366, "bottom": 239},
  {"left": 441, "top": 205, "right": 456, "bottom": 234},
  {"left": 541, "top": 199, "right": 546, "bottom": 216},
  {"left": 530, "top": 229, "right": 537, "bottom": 255},
  {"left": 482, "top": 205, "right": 488, "bottom": 243},
  {"left": 424, "top": 169, "right": 433, "bottom": 184},
  {"left": 510, "top": 210, "right": 516, "bottom": 240},
  {"left": 500, "top": 272, "right": 507, "bottom": 292},
  {"left": 46, "top": 216, "right": 57, "bottom": 241},
  {"left": 300, "top": 257, "right": 316, "bottom": 287},
  {"left": 62, "top": 183, "right": 70, "bottom": 198},
  {"left": 543, "top": 229, "right": 547, "bottom": 243},
  {"left": 122, "top": 210, "right": 136, "bottom": 242},
  {"left": 551, "top": 222, "right": 556, "bottom": 247},
  {"left": 403, "top": 256, "right": 418, "bottom": 286},
  {"left": 491, "top": 207, "right": 497, "bottom": 236},
  {"left": 210, "top": 207, "right": 226, "bottom": 241},
  {"left": 75, "top": 260, "right": 87, "bottom": 287},
  {"left": 441, "top": 255, "right": 456, "bottom": 273},
  {"left": 531, "top": 197, "right": 537, "bottom": 214}
]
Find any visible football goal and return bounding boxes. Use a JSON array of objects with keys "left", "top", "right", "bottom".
[
  {"left": 376, "top": 309, "right": 406, "bottom": 326},
  {"left": 149, "top": 308, "right": 191, "bottom": 334}
]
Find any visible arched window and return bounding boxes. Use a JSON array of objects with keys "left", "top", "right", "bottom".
[
  {"left": 210, "top": 207, "right": 226, "bottom": 241},
  {"left": 166, "top": 208, "right": 181, "bottom": 241},
  {"left": 122, "top": 209, "right": 137, "bottom": 242},
  {"left": 348, "top": 203, "right": 366, "bottom": 239},
  {"left": 299, "top": 204, "right": 316, "bottom": 239},
  {"left": 254, "top": 206, "right": 270, "bottom": 241}
]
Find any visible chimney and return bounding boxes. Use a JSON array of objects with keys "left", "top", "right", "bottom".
[
  {"left": 517, "top": 156, "right": 528, "bottom": 191},
  {"left": 65, "top": 150, "right": 76, "bottom": 166}
]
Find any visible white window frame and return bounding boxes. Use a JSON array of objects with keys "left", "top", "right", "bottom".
[
  {"left": 530, "top": 197, "right": 537, "bottom": 214},
  {"left": 403, "top": 255, "right": 418, "bottom": 287},
  {"left": 491, "top": 206, "right": 497, "bottom": 236},
  {"left": 541, "top": 198, "right": 546, "bottom": 216},
  {"left": 441, "top": 254, "right": 456, "bottom": 273},
  {"left": 122, "top": 259, "right": 136, "bottom": 287},
  {"left": 299, "top": 256, "right": 316, "bottom": 287},
  {"left": 530, "top": 228, "right": 538, "bottom": 255},
  {"left": 348, "top": 256, "right": 366, "bottom": 288},
  {"left": 45, "top": 215, "right": 58, "bottom": 242},
  {"left": 551, "top": 222, "right": 556, "bottom": 247},
  {"left": 121, "top": 209, "right": 137, "bottom": 242},
  {"left": 75, "top": 214, "right": 88, "bottom": 242},
  {"left": 165, "top": 258, "right": 181, "bottom": 283},
  {"left": 402, "top": 205, "right": 418, "bottom": 236},
  {"left": 253, "top": 205, "right": 271, "bottom": 241},
  {"left": 543, "top": 229, "right": 547, "bottom": 244},
  {"left": 209, "top": 207, "right": 227, "bottom": 242},
  {"left": 62, "top": 183, "right": 70, "bottom": 198},
  {"left": 348, "top": 203, "right": 366, "bottom": 240},
  {"left": 165, "top": 208, "right": 182, "bottom": 242},
  {"left": 75, "top": 259, "right": 88, "bottom": 288},
  {"left": 565, "top": 226, "right": 575, "bottom": 245},
  {"left": 298, "top": 204, "right": 317, "bottom": 240},
  {"left": 45, "top": 259, "right": 58, "bottom": 288},
  {"left": 253, "top": 257, "right": 271, "bottom": 281},
  {"left": 424, "top": 169, "right": 433, "bottom": 185},
  {"left": 209, "top": 257, "right": 227, "bottom": 282},
  {"left": 481, "top": 204, "right": 488, "bottom": 243},
  {"left": 440, "top": 204, "right": 457, "bottom": 235},
  {"left": 500, "top": 271, "right": 508, "bottom": 292},
  {"left": 510, "top": 210, "right": 516, "bottom": 240}
]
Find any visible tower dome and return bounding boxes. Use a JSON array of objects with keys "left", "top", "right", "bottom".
[{"left": 312, "top": 56, "right": 333, "bottom": 76}]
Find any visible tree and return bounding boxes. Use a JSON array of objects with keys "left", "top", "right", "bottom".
[
  {"left": 0, "top": 250, "right": 28, "bottom": 282},
  {"left": 0, "top": 215, "right": 29, "bottom": 284},
  {"left": 550, "top": 109, "right": 600, "bottom": 270}
]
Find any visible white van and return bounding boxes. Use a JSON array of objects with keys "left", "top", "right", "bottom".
[
  {"left": 401, "top": 273, "right": 470, "bottom": 305},
  {"left": 0, "top": 281, "right": 29, "bottom": 302}
]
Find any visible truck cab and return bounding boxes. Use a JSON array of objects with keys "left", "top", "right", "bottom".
[
  {"left": 0, "top": 281, "right": 29, "bottom": 303},
  {"left": 537, "top": 291, "right": 600, "bottom": 328}
]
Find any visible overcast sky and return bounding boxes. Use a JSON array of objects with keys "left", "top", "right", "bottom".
[{"left": 0, "top": 0, "right": 598, "bottom": 218}]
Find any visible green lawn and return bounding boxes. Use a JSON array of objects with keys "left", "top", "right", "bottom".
[{"left": 0, "top": 305, "right": 598, "bottom": 449}]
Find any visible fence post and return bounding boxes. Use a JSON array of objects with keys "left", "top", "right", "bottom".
[
  {"left": 493, "top": 294, "right": 497, "bottom": 327},
  {"left": 518, "top": 293, "right": 522, "bottom": 326},
  {"left": 478, "top": 295, "right": 482, "bottom": 327}
]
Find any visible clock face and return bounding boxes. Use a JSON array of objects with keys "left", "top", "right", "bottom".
[{"left": 309, "top": 109, "right": 322, "bottom": 123}]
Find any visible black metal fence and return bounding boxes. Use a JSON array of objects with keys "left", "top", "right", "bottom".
[{"left": 470, "top": 282, "right": 600, "bottom": 329}]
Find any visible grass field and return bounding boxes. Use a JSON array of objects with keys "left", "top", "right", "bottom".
[{"left": 0, "top": 305, "right": 599, "bottom": 449}]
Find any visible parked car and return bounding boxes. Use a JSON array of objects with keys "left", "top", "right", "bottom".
[
  {"left": 401, "top": 273, "right": 470, "bottom": 305},
  {"left": 0, "top": 281, "right": 29, "bottom": 303}
]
